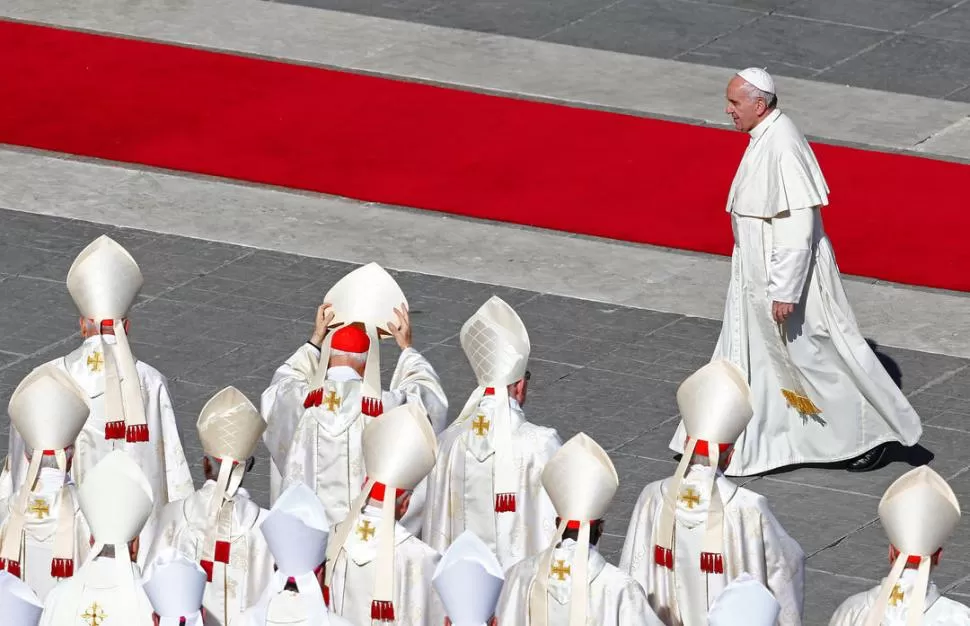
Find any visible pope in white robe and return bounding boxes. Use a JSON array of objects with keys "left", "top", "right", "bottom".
[
  {"left": 626, "top": 361, "right": 804, "bottom": 625},
  {"left": 830, "top": 466, "right": 966, "bottom": 626},
  {"left": 424, "top": 296, "right": 560, "bottom": 570},
  {"left": 669, "top": 68, "right": 922, "bottom": 475},
  {"left": 325, "top": 403, "right": 445, "bottom": 626},
  {"left": 0, "top": 366, "right": 93, "bottom": 601},
  {"left": 146, "top": 387, "right": 274, "bottom": 626},
  {"left": 263, "top": 264, "right": 447, "bottom": 532},
  {"left": 40, "top": 451, "right": 156, "bottom": 626},
  {"left": 497, "top": 433, "right": 663, "bottom": 626},
  {"left": 3, "top": 237, "right": 194, "bottom": 559}
]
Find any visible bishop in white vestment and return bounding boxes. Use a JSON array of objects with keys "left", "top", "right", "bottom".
[
  {"left": 669, "top": 68, "right": 922, "bottom": 475},
  {"left": 262, "top": 263, "right": 447, "bottom": 532},
  {"left": 4, "top": 237, "right": 194, "bottom": 559},
  {"left": 829, "top": 466, "right": 967, "bottom": 626},
  {"left": 626, "top": 361, "right": 804, "bottom": 626},
  {"left": 0, "top": 570, "right": 44, "bottom": 625},
  {"left": 142, "top": 550, "right": 207, "bottom": 626},
  {"left": 325, "top": 403, "right": 445, "bottom": 626},
  {"left": 40, "top": 451, "right": 156, "bottom": 626},
  {"left": 146, "top": 387, "right": 274, "bottom": 626},
  {"left": 497, "top": 433, "right": 663, "bottom": 626},
  {"left": 424, "top": 296, "right": 560, "bottom": 569},
  {"left": 0, "top": 366, "right": 92, "bottom": 601}
]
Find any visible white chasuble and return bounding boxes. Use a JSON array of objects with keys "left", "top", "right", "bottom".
[
  {"left": 830, "top": 571, "right": 970, "bottom": 626},
  {"left": 496, "top": 539, "right": 663, "bottom": 626},
  {"left": 262, "top": 344, "right": 448, "bottom": 531},
  {"left": 669, "top": 109, "right": 922, "bottom": 476},
  {"left": 0, "top": 470, "right": 92, "bottom": 601},
  {"left": 619, "top": 469, "right": 805, "bottom": 626},
  {"left": 39, "top": 557, "right": 154, "bottom": 626},
  {"left": 2, "top": 337, "right": 195, "bottom": 562},
  {"left": 327, "top": 507, "right": 444, "bottom": 626},
  {"left": 236, "top": 588, "right": 355, "bottom": 626},
  {"left": 145, "top": 482, "right": 274, "bottom": 626},
  {"left": 423, "top": 395, "right": 560, "bottom": 569}
]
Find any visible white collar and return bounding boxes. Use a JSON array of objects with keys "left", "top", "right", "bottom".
[
  {"left": 326, "top": 366, "right": 362, "bottom": 382},
  {"left": 748, "top": 109, "right": 781, "bottom": 141}
]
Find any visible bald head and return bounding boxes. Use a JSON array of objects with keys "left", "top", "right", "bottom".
[{"left": 725, "top": 74, "right": 777, "bottom": 132}]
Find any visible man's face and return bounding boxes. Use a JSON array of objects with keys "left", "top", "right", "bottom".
[{"left": 724, "top": 76, "right": 766, "bottom": 132}]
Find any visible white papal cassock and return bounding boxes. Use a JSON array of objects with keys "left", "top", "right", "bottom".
[
  {"left": 830, "top": 572, "right": 970, "bottom": 626},
  {"left": 669, "top": 105, "right": 922, "bottom": 475}
]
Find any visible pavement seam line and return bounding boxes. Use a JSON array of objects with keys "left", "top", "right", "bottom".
[
  {"left": 536, "top": 0, "right": 629, "bottom": 41},
  {"left": 811, "top": 33, "right": 900, "bottom": 78},
  {"left": 906, "top": 363, "right": 969, "bottom": 397},
  {"left": 805, "top": 516, "right": 880, "bottom": 559}
]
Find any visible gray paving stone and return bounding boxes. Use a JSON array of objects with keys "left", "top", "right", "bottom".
[
  {"left": 910, "top": 1, "right": 970, "bottom": 44},
  {"left": 805, "top": 570, "right": 875, "bottom": 625},
  {"left": 417, "top": 0, "right": 620, "bottom": 40},
  {"left": 817, "top": 34, "right": 970, "bottom": 99},
  {"left": 273, "top": 0, "right": 441, "bottom": 21},
  {"left": 779, "top": 0, "right": 954, "bottom": 32}
]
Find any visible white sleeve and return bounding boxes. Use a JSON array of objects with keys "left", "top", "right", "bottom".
[{"left": 768, "top": 207, "right": 816, "bottom": 304}]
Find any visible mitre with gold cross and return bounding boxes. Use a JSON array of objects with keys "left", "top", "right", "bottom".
[
  {"left": 655, "top": 359, "right": 753, "bottom": 576},
  {"left": 325, "top": 402, "right": 437, "bottom": 623},
  {"left": 458, "top": 296, "right": 531, "bottom": 514},
  {"left": 1, "top": 364, "right": 89, "bottom": 580},
  {"left": 66, "top": 235, "right": 148, "bottom": 443},
  {"left": 865, "top": 466, "right": 961, "bottom": 626},
  {"left": 308, "top": 263, "right": 407, "bottom": 417},
  {"left": 0, "top": 569, "right": 43, "bottom": 625},
  {"left": 196, "top": 386, "right": 266, "bottom": 581},
  {"left": 529, "top": 433, "right": 618, "bottom": 626}
]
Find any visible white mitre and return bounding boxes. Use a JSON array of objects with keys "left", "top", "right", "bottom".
[
  {"left": 325, "top": 402, "right": 437, "bottom": 622},
  {"left": 310, "top": 263, "right": 408, "bottom": 412},
  {"left": 433, "top": 530, "right": 504, "bottom": 626},
  {"left": 656, "top": 360, "right": 753, "bottom": 575},
  {"left": 1, "top": 365, "right": 89, "bottom": 578},
  {"left": 0, "top": 570, "right": 43, "bottom": 626},
  {"left": 459, "top": 295, "right": 531, "bottom": 513},
  {"left": 708, "top": 572, "right": 780, "bottom": 626},
  {"left": 196, "top": 386, "right": 266, "bottom": 580},
  {"left": 531, "top": 433, "right": 618, "bottom": 626},
  {"left": 737, "top": 67, "right": 775, "bottom": 94},
  {"left": 865, "top": 467, "right": 961, "bottom": 626},
  {"left": 66, "top": 235, "right": 148, "bottom": 443},
  {"left": 142, "top": 549, "right": 207, "bottom": 626}
]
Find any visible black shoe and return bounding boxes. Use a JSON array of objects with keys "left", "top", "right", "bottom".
[{"left": 846, "top": 444, "right": 889, "bottom": 472}]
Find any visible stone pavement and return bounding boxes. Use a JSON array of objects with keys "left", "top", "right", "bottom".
[
  {"left": 1, "top": 206, "right": 968, "bottom": 623},
  {"left": 272, "top": 0, "right": 970, "bottom": 101}
]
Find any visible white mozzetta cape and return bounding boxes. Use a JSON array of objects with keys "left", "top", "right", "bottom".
[
  {"left": 262, "top": 343, "right": 447, "bottom": 533},
  {"left": 145, "top": 482, "right": 274, "bottom": 626},
  {"left": 326, "top": 507, "right": 445, "bottom": 626},
  {"left": 620, "top": 470, "right": 805, "bottom": 626},
  {"left": 39, "top": 557, "right": 154, "bottom": 626},
  {"left": 830, "top": 572, "right": 970, "bottom": 626},
  {"left": 2, "top": 337, "right": 195, "bottom": 561},
  {"left": 495, "top": 539, "right": 663, "bottom": 626},
  {"left": 423, "top": 394, "right": 561, "bottom": 569}
]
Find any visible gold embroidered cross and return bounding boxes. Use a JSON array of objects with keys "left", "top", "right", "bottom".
[
  {"left": 82, "top": 602, "right": 107, "bottom": 626},
  {"left": 29, "top": 499, "right": 50, "bottom": 519},
  {"left": 324, "top": 390, "right": 341, "bottom": 411},
  {"left": 86, "top": 352, "right": 104, "bottom": 372},
  {"left": 551, "top": 560, "right": 571, "bottom": 581},
  {"left": 356, "top": 520, "right": 376, "bottom": 542},
  {"left": 471, "top": 414, "right": 490, "bottom": 437},
  {"left": 889, "top": 584, "right": 905, "bottom": 606},
  {"left": 678, "top": 487, "right": 701, "bottom": 509}
]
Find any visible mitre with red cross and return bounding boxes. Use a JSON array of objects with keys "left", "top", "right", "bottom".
[
  {"left": 196, "top": 386, "right": 266, "bottom": 581},
  {"left": 66, "top": 235, "right": 148, "bottom": 443},
  {"left": 865, "top": 466, "right": 960, "bottom": 626},
  {"left": 655, "top": 359, "right": 753, "bottom": 575},
  {"left": 1, "top": 365, "right": 89, "bottom": 580}
]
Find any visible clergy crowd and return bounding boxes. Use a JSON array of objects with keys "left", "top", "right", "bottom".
[{"left": 0, "top": 68, "right": 966, "bottom": 626}]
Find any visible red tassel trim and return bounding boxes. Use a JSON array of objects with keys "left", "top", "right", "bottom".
[
  {"left": 214, "top": 541, "right": 231, "bottom": 564},
  {"left": 126, "top": 424, "right": 149, "bottom": 443},
  {"left": 371, "top": 600, "right": 395, "bottom": 621},
  {"left": 51, "top": 558, "right": 74, "bottom": 578},
  {"left": 653, "top": 545, "right": 673, "bottom": 569},
  {"left": 200, "top": 560, "right": 214, "bottom": 582},
  {"left": 304, "top": 388, "right": 323, "bottom": 409},
  {"left": 105, "top": 421, "right": 126, "bottom": 440},
  {"left": 0, "top": 559, "right": 21, "bottom": 578},
  {"left": 495, "top": 493, "right": 517, "bottom": 513},
  {"left": 361, "top": 397, "right": 384, "bottom": 417},
  {"left": 700, "top": 552, "right": 724, "bottom": 574}
]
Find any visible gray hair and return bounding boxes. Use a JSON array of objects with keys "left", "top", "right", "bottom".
[
  {"left": 740, "top": 81, "right": 778, "bottom": 110},
  {"left": 331, "top": 348, "right": 368, "bottom": 365}
]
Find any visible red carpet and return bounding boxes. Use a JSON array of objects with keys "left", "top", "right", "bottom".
[{"left": 2, "top": 20, "right": 968, "bottom": 291}]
